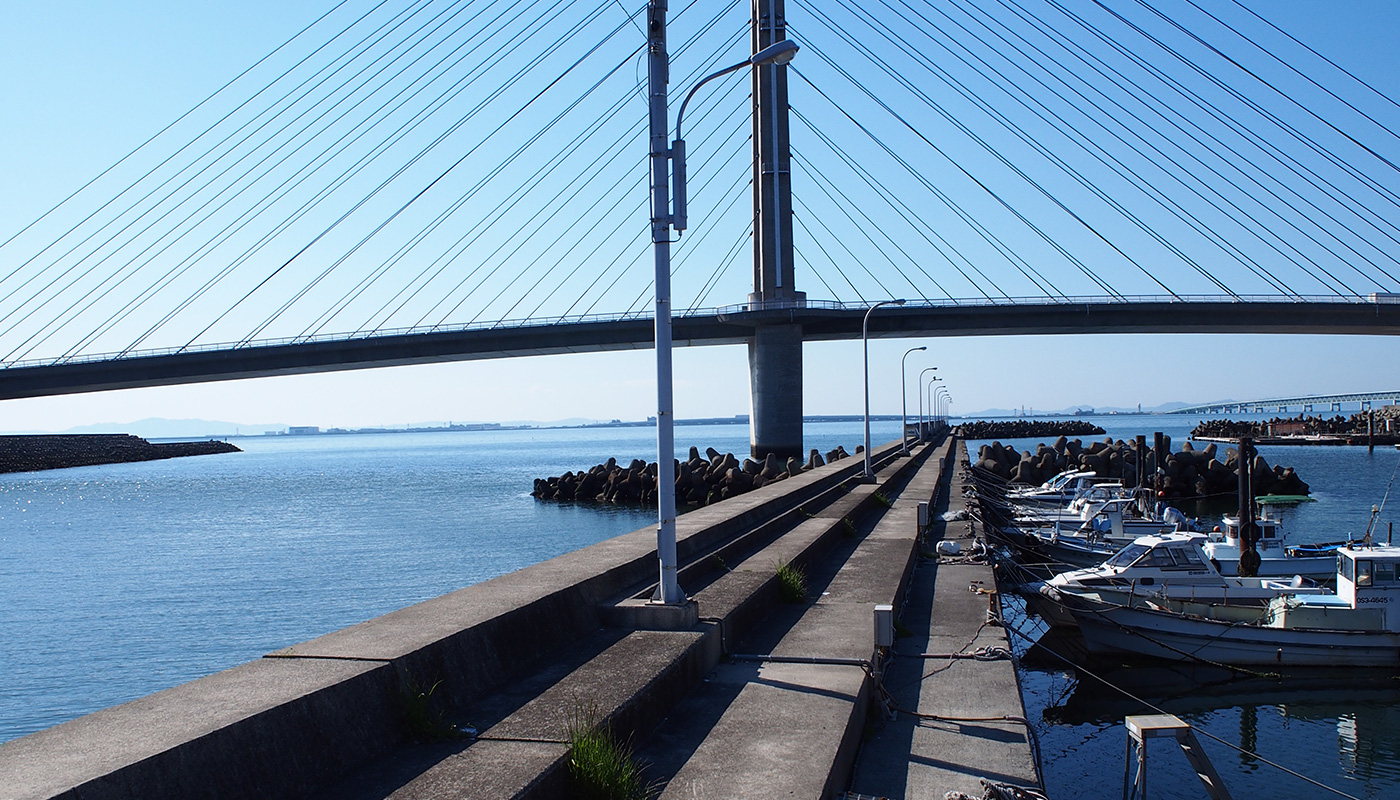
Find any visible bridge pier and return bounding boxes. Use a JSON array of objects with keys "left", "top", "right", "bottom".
[
  {"left": 748, "top": 323, "right": 803, "bottom": 460},
  {"left": 746, "top": 0, "right": 803, "bottom": 461}
]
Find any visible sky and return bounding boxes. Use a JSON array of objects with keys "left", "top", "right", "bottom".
[{"left": 3, "top": 1, "right": 1400, "bottom": 433}]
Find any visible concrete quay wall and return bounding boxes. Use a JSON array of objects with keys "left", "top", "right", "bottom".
[{"left": 0, "top": 439, "right": 915, "bottom": 800}]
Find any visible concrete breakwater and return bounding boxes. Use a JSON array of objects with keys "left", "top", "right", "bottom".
[
  {"left": 957, "top": 419, "right": 1106, "bottom": 439},
  {"left": 532, "top": 445, "right": 855, "bottom": 506},
  {"left": 1194, "top": 411, "right": 1400, "bottom": 444},
  {"left": 0, "top": 434, "right": 241, "bottom": 474},
  {"left": 974, "top": 434, "right": 1309, "bottom": 500}
]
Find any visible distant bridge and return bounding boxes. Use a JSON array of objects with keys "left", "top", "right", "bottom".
[
  {"left": 1167, "top": 391, "right": 1400, "bottom": 416},
  {"left": 3, "top": 295, "right": 1399, "bottom": 401}
]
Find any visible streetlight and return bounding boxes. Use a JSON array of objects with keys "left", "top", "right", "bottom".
[
  {"left": 863, "top": 299, "right": 906, "bottom": 479},
  {"left": 647, "top": 12, "right": 799, "bottom": 605},
  {"left": 900, "top": 346, "right": 926, "bottom": 455},
  {"left": 936, "top": 386, "right": 952, "bottom": 427},
  {"left": 916, "top": 366, "right": 937, "bottom": 440},
  {"left": 926, "top": 376, "right": 941, "bottom": 433}
]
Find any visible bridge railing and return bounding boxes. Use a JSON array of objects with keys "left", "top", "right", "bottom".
[
  {"left": 711, "top": 293, "right": 1385, "bottom": 315},
  {"left": 1, "top": 293, "right": 1385, "bottom": 370}
]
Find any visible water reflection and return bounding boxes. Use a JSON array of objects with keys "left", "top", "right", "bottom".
[{"left": 1007, "top": 594, "right": 1400, "bottom": 797}]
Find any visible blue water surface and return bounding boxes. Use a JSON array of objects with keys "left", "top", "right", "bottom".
[{"left": 0, "top": 420, "right": 899, "bottom": 742}]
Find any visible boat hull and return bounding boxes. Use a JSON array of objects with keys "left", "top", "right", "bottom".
[{"left": 1070, "top": 602, "right": 1400, "bottom": 666}]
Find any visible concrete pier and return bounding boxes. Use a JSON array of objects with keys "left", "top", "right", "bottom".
[{"left": 0, "top": 435, "right": 1038, "bottom": 799}]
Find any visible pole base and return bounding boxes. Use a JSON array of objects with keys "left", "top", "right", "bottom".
[{"left": 601, "top": 598, "right": 700, "bottom": 631}]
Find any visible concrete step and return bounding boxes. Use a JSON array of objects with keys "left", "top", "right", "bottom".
[
  {"left": 311, "top": 441, "right": 947, "bottom": 799},
  {"left": 634, "top": 441, "right": 957, "bottom": 798}
]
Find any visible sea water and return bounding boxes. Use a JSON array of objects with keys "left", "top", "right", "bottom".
[{"left": 0, "top": 419, "right": 897, "bottom": 743}]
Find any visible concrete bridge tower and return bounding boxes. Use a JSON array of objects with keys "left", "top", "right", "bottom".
[{"left": 747, "top": 0, "right": 804, "bottom": 460}]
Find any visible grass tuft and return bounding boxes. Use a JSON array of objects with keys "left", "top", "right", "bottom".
[
  {"left": 841, "top": 516, "right": 858, "bottom": 537},
  {"left": 567, "top": 705, "right": 653, "bottom": 800},
  {"left": 776, "top": 559, "right": 808, "bottom": 604},
  {"left": 872, "top": 491, "right": 894, "bottom": 508},
  {"left": 401, "top": 679, "right": 470, "bottom": 742}
]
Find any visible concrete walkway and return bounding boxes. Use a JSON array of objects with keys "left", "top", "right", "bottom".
[
  {"left": 847, "top": 441, "right": 1040, "bottom": 799},
  {"left": 632, "top": 438, "right": 980, "bottom": 798}
]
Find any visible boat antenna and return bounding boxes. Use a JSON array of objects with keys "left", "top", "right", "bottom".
[{"left": 1366, "top": 452, "right": 1400, "bottom": 545}]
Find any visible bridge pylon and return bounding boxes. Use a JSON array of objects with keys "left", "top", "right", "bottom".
[{"left": 746, "top": 0, "right": 804, "bottom": 461}]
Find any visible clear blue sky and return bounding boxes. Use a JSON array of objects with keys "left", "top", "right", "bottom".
[{"left": 2, "top": 1, "right": 1400, "bottom": 432}]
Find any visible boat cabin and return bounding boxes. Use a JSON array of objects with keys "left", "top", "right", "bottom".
[
  {"left": 1270, "top": 545, "right": 1400, "bottom": 632},
  {"left": 1216, "top": 509, "right": 1285, "bottom": 551},
  {"left": 1064, "top": 533, "right": 1214, "bottom": 585},
  {"left": 1337, "top": 546, "right": 1400, "bottom": 605}
]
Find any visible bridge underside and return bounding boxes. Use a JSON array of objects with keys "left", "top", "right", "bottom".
[{"left": 3, "top": 301, "right": 1399, "bottom": 400}]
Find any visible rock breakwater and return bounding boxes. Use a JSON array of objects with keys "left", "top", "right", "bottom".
[
  {"left": 0, "top": 434, "right": 241, "bottom": 474},
  {"left": 957, "top": 419, "right": 1106, "bottom": 440},
  {"left": 973, "top": 434, "right": 1309, "bottom": 500},
  {"left": 1193, "top": 410, "right": 1400, "bottom": 440},
  {"left": 532, "top": 445, "right": 856, "bottom": 507}
]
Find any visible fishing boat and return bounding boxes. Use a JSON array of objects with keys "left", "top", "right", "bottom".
[
  {"left": 1200, "top": 507, "right": 1338, "bottom": 580},
  {"left": 1028, "top": 532, "right": 1324, "bottom": 627},
  {"left": 1061, "top": 544, "right": 1400, "bottom": 666},
  {"left": 1006, "top": 470, "right": 1122, "bottom": 507}
]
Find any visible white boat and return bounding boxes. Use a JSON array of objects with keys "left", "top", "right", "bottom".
[
  {"left": 1200, "top": 507, "right": 1338, "bottom": 580},
  {"left": 1015, "top": 496, "right": 1181, "bottom": 549},
  {"left": 1030, "top": 532, "right": 1324, "bottom": 627},
  {"left": 1019, "top": 481, "right": 1136, "bottom": 526},
  {"left": 1006, "top": 470, "right": 1121, "bottom": 507},
  {"left": 1062, "top": 544, "right": 1400, "bottom": 666}
]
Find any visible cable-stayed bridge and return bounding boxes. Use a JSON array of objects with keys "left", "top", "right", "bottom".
[{"left": 3, "top": 0, "right": 1400, "bottom": 455}]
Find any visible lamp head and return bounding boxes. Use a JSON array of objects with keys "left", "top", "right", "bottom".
[
  {"left": 893, "top": 298, "right": 906, "bottom": 305},
  {"left": 915, "top": 346, "right": 927, "bottom": 352},
  {"left": 751, "top": 40, "right": 799, "bottom": 67}
]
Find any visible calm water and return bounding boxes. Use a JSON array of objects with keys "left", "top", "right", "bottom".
[
  {"left": 0, "top": 419, "right": 899, "bottom": 744},
  {"left": 969, "top": 414, "right": 1400, "bottom": 799}
]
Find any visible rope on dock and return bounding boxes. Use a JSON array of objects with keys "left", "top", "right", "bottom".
[{"left": 943, "top": 777, "right": 1049, "bottom": 800}]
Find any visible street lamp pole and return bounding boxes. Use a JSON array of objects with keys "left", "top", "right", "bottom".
[
  {"left": 937, "top": 386, "right": 951, "bottom": 426},
  {"left": 900, "top": 346, "right": 926, "bottom": 455},
  {"left": 648, "top": 2, "right": 798, "bottom": 605},
  {"left": 916, "top": 366, "right": 937, "bottom": 440},
  {"left": 926, "top": 376, "right": 941, "bottom": 432},
  {"left": 863, "top": 299, "right": 905, "bottom": 479}
]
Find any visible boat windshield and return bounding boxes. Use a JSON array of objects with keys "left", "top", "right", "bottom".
[{"left": 1105, "top": 542, "right": 1152, "bottom": 568}]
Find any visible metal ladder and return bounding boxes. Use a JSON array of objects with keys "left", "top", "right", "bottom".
[{"left": 1123, "top": 714, "right": 1232, "bottom": 800}]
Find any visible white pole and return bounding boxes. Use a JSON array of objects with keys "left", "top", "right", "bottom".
[
  {"left": 862, "top": 299, "right": 904, "bottom": 480},
  {"left": 900, "top": 346, "right": 925, "bottom": 455},
  {"left": 648, "top": 1, "right": 682, "bottom": 605},
  {"left": 917, "top": 366, "right": 936, "bottom": 441},
  {"left": 647, "top": 5, "right": 798, "bottom": 604}
]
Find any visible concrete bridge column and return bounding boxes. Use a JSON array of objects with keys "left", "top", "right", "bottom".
[
  {"left": 747, "top": 0, "right": 803, "bottom": 460},
  {"left": 749, "top": 323, "right": 803, "bottom": 460}
]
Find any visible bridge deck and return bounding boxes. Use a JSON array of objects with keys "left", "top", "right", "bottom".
[{"left": 4, "top": 299, "right": 1400, "bottom": 400}]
